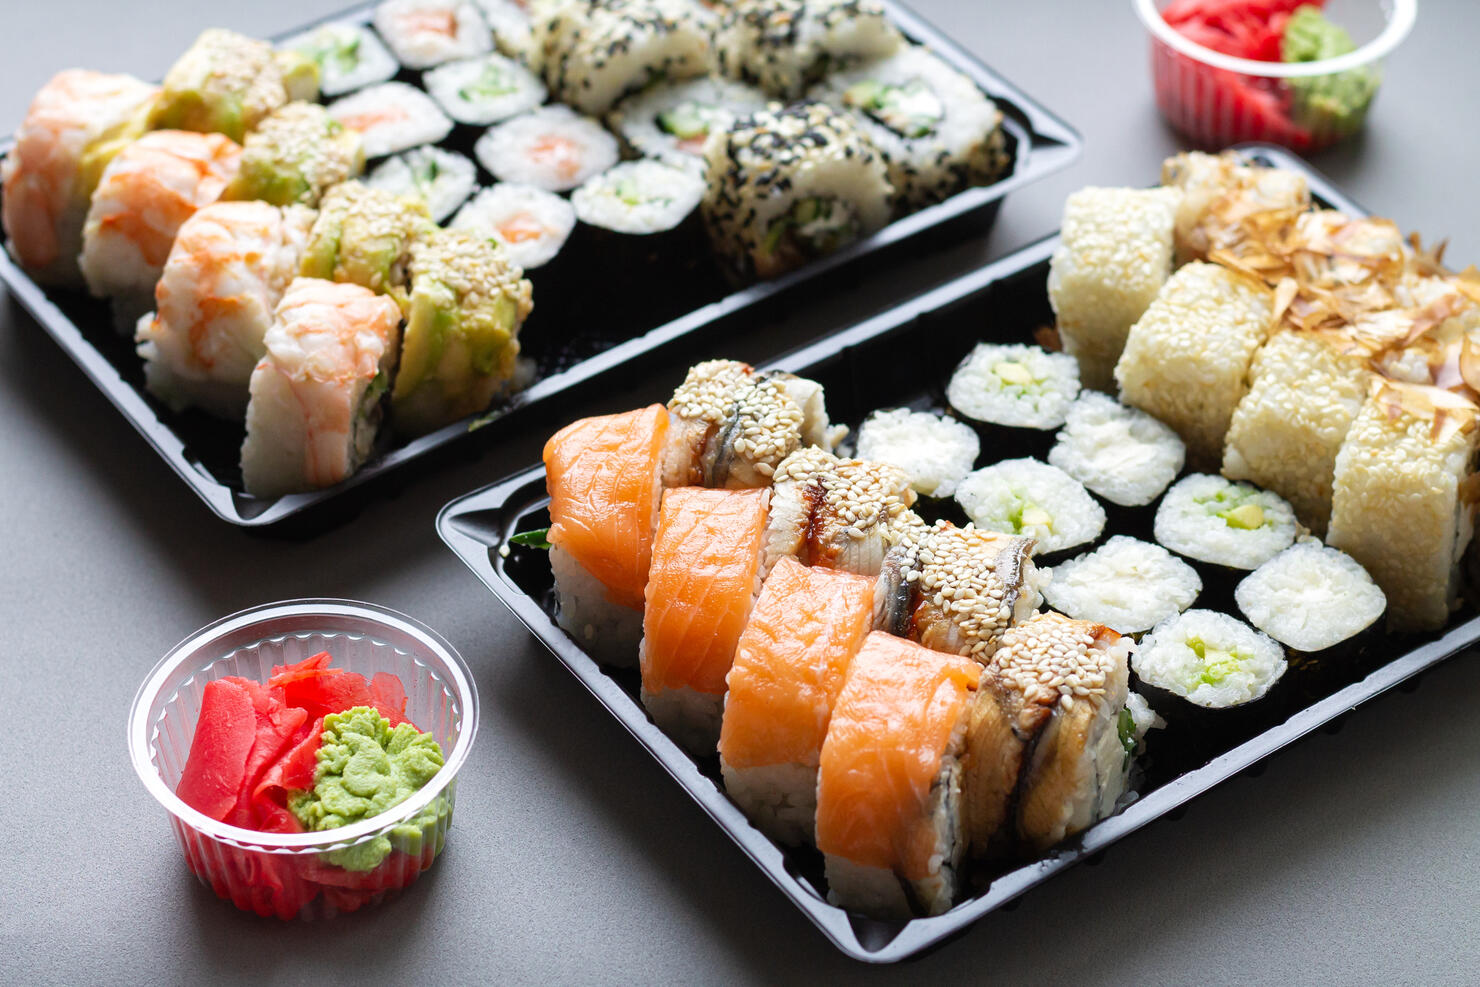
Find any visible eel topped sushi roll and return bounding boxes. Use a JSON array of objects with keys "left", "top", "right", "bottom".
[
  {"left": 279, "top": 22, "right": 399, "bottom": 98},
  {"left": 606, "top": 76, "right": 767, "bottom": 170},
  {"left": 1154, "top": 474, "right": 1298, "bottom": 571},
  {"left": 715, "top": 0, "right": 902, "bottom": 100},
  {"left": 327, "top": 83, "right": 455, "bottom": 159},
  {"left": 147, "top": 28, "right": 307, "bottom": 142},
  {"left": 223, "top": 102, "right": 364, "bottom": 207},
  {"left": 854, "top": 408, "right": 979, "bottom": 499},
  {"left": 1047, "top": 392, "right": 1186, "bottom": 508},
  {"left": 955, "top": 459, "right": 1107, "bottom": 558},
  {"left": 1043, "top": 536, "right": 1201, "bottom": 635},
  {"left": 299, "top": 181, "right": 432, "bottom": 304},
  {"left": 366, "top": 147, "right": 478, "bottom": 223},
  {"left": 2, "top": 69, "right": 159, "bottom": 287},
  {"left": 475, "top": 105, "right": 620, "bottom": 193},
  {"left": 373, "top": 0, "right": 493, "bottom": 69},
  {"left": 451, "top": 184, "right": 578, "bottom": 270}
]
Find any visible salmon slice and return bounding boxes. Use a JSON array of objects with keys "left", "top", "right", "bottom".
[
  {"left": 719, "top": 557, "right": 875, "bottom": 770},
  {"left": 816, "top": 632, "right": 979, "bottom": 880},
  {"left": 641, "top": 486, "right": 770, "bottom": 696},
  {"left": 543, "top": 404, "right": 670, "bottom": 611}
]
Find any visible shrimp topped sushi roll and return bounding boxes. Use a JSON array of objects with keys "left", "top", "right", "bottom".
[
  {"left": 147, "top": 28, "right": 307, "bottom": 142},
  {"left": 719, "top": 557, "right": 874, "bottom": 846},
  {"left": 300, "top": 181, "right": 432, "bottom": 304},
  {"left": 391, "top": 228, "right": 534, "bottom": 436},
  {"left": 135, "top": 201, "right": 315, "bottom": 418},
  {"left": 2, "top": 69, "right": 158, "bottom": 286},
  {"left": 715, "top": 0, "right": 902, "bottom": 100},
  {"left": 222, "top": 102, "right": 364, "bottom": 207},
  {"left": 816, "top": 631, "right": 979, "bottom": 918},
  {"left": 240, "top": 278, "right": 403, "bottom": 497}
]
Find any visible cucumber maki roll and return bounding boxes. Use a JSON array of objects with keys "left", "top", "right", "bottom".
[
  {"left": 451, "top": 184, "right": 577, "bottom": 270},
  {"left": 1043, "top": 536, "right": 1201, "bottom": 635},
  {"left": 715, "top": 0, "right": 902, "bottom": 100},
  {"left": 475, "top": 105, "right": 620, "bottom": 193},
  {"left": 946, "top": 342, "right": 1081, "bottom": 430},
  {"left": 571, "top": 159, "right": 705, "bottom": 235},
  {"left": 327, "top": 82, "right": 454, "bottom": 158},
  {"left": 280, "top": 22, "right": 399, "bottom": 98},
  {"left": 955, "top": 458, "right": 1106, "bottom": 558},
  {"left": 373, "top": 0, "right": 493, "bottom": 70},
  {"left": 223, "top": 102, "right": 365, "bottom": 207},
  {"left": 606, "top": 76, "right": 767, "bottom": 170},
  {"left": 148, "top": 28, "right": 303, "bottom": 142},
  {"left": 854, "top": 408, "right": 979, "bottom": 498},
  {"left": 1235, "top": 542, "right": 1386, "bottom": 655},
  {"left": 1154, "top": 474, "right": 1298, "bottom": 571},
  {"left": 300, "top": 181, "right": 433, "bottom": 304},
  {"left": 1133, "top": 609, "right": 1286, "bottom": 711},
  {"left": 423, "top": 53, "right": 548, "bottom": 126},
  {"left": 366, "top": 147, "right": 478, "bottom": 222},
  {"left": 1048, "top": 392, "right": 1185, "bottom": 508}
]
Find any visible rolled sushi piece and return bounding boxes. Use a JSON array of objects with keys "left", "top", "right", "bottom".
[
  {"left": 391, "top": 227, "right": 534, "bottom": 436},
  {"left": 701, "top": 100, "right": 892, "bottom": 282},
  {"left": 810, "top": 44, "right": 1008, "bottom": 210},
  {"left": 1154, "top": 474, "right": 1298, "bottom": 571},
  {"left": 366, "top": 147, "right": 478, "bottom": 223},
  {"left": 474, "top": 105, "right": 620, "bottom": 193},
  {"left": 1046, "top": 186, "right": 1182, "bottom": 391},
  {"left": 571, "top": 159, "right": 706, "bottom": 236},
  {"left": 715, "top": 0, "right": 902, "bottom": 100},
  {"left": 477, "top": 0, "right": 536, "bottom": 59},
  {"left": 945, "top": 342, "right": 1081, "bottom": 430},
  {"left": 373, "top": 0, "right": 493, "bottom": 69},
  {"left": 327, "top": 83, "right": 455, "bottom": 158},
  {"left": 147, "top": 28, "right": 303, "bottom": 142},
  {"left": 963, "top": 612, "right": 1133, "bottom": 858},
  {"left": 299, "top": 180, "right": 432, "bottom": 304},
  {"left": 640, "top": 486, "right": 772, "bottom": 755},
  {"left": 1132, "top": 609, "right": 1287, "bottom": 714},
  {"left": 1327, "top": 381, "right": 1480, "bottom": 632},
  {"left": 1160, "top": 150, "right": 1310, "bottom": 265},
  {"left": 451, "top": 183, "right": 577, "bottom": 269},
  {"left": 1043, "top": 535, "right": 1201, "bottom": 635},
  {"left": 1115, "top": 261, "right": 1274, "bottom": 470},
  {"left": 955, "top": 459, "right": 1106, "bottom": 558},
  {"left": 1047, "top": 392, "right": 1185, "bottom": 508},
  {"left": 543, "top": 404, "right": 671, "bottom": 664},
  {"left": 1235, "top": 542, "right": 1386, "bottom": 655},
  {"left": 816, "top": 631, "right": 979, "bottom": 918},
  {"left": 424, "top": 53, "right": 547, "bottom": 126},
  {"left": 135, "top": 201, "right": 316, "bottom": 418},
  {"left": 854, "top": 407, "right": 979, "bottom": 498},
  {"left": 1, "top": 70, "right": 158, "bottom": 287},
  {"left": 606, "top": 75, "right": 767, "bottom": 170},
  {"left": 240, "top": 277, "right": 403, "bottom": 498},
  {"left": 718, "top": 557, "right": 874, "bottom": 846},
  {"left": 79, "top": 130, "right": 243, "bottom": 323},
  {"left": 222, "top": 102, "right": 364, "bottom": 207},
  {"left": 279, "top": 22, "right": 399, "bottom": 98}
]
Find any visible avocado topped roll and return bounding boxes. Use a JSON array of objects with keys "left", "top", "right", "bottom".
[
  {"left": 391, "top": 227, "right": 534, "bottom": 436},
  {"left": 148, "top": 28, "right": 308, "bottom": 142},
  {"left": 223, "top": 102, "right": 364, "bottom": 207},
  {"left": 300, "top": 181, "right": 432, "bottom": 304}
]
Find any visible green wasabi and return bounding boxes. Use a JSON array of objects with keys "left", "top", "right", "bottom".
[{"left": 1282, "top": 6, "right": 1379, "bottom": 138}]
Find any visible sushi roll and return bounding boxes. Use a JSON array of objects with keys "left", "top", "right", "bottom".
[
  {"left": 477, "top": 0, "right": 536, "bottom": 59},
  {"left": 853, "top": 407, "right": 979, "bottom": 498},
  {"left": 299, "top": 181, "right": 432, "bottom": 304},
  {"left": 366, "top": 147, "right": 478, "bottom": 223},
  {"left": 279, "top": 22, "right": 399, "bottom": 98},
  {"left": 534, "top": 0, "right": 715, "bottom": 116},
  {"left": 962, "top": 612, "right": 1133, "bottom": 858},
  {"left": 1160, "top": 150, "right": 1310, "bottom": 265},
  {"left": 135, "top": 201, "right": 315, "bottom": 418},
  {"left": 1, "top": 70, "right": 158, "bottom": 287},
  {"left": 1046, "top": 186, "right": 1181, "bottom": 391},
  {"left": 715, "top": 0, "right": 902, "bottom": 100},
  {"left": 1326, "top": 381, "right": 1480, "bottom": 631},
  {"left": 640, "top": 486, "right": 772, "bottom": 755},
  {"left": 1154, "top": 474, "right": 1298, "bottom": 571},
  {"left": 955, "top": 459, "right": 1106, "bottom": 558},
  {"left": 373, "top": 0, "right": 493, "bottom": 69},
  {"left": 1235, "top": 542, "right": 1386, "bottom": 655},
  {"left": 474, "top": 105, "right": 620, "bottom": 193},
  {"left": 423, "top": 53, "right": 547, "bottom": 126},
  {"left": 701, "top": 101, "right": 892, "bottom": 282},
  {"left": 147, "top": 28, "right": 304, "bottom": 142},
  {"left": 1114, "top": 261, "right": 1274, "bottom": 470},
  {"left": 451, "top": 184, "right": 577, "bottom": 270},
  {"left": 809, "top": 44, "right": 1008, "bottom": 210},
  {"left": 718, "top": 557, "right": 874, "bottom": 846},
  {"left": 1047, "top": 392, "right": 1186, "bottom": 508},
  {"left": 570, "top": 160, "right": 706, "bottom": 236},
  {"left": 391, "top": 227, "right": 534, "bottom": 436},
  {"left": 1043, "top": 536, "right": 1201, "bottom": 635},
  {"left": 946, "top": 342, "right": 1081, "bottom": 431},
  {"left": 1132, "top": 610, "right": 1287, "bottom": 713},
  {"left": 239, "top": 277, "right": 403, "bottom": 497},
  {"left": 327, "top": 83, "right": 455, "bottom": 158},
  {"left": 606, "top": 76, "right": 767, "bottom": 170},
  {"left": 222, "top": 102, "right": 365, "bottom": 207},
  {"left": 543, "top": 404, "right": 671, "bottom": 664},
  {"left": 78, "top": 130, "right": 243, "bottom": 322},
  {"left": 816, "top": 631, "right": 978, "bottom": 918}
]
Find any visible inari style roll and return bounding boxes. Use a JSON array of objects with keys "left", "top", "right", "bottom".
[
  {"left": 955, "top": 459, "right": 1106, "bottom": 557},
  {"left": 854, "top": 408, "right": 979, "bottom": 499},
  {"left": 543, "top": 404, "right": 671, "bottom": 664},
  {"left": 135, "top": 201, "right": 315, "bottom": 418},
  {"left": 1046, "top": 187, "right": 1181, "bottom": 391},
  {"left": 240, "top": 278, "right": 402, "bottom": 497},
  {"left": 1160, "top": 150, "right": 1310, "bottom": 265},
  {"left": 1132, "top": 610, "right": 1286, "bottom": 714},
  {"left": 391, "top": 228, "right": 534, "bottom": 436},
  {"left": 474, "top": 105, "right": 620, "bottom": 193},
  {"left": 373, "top": 0, "right": 493, "bottom": 69},
  {"left": 327, "top": 83, "right": 455, "bottom": 158},
  {"left": 640, "top": 486, "right": 772, "bottom": 755},
  {"left": 702, "top": 101, "right": 892, "bottom": 282},
  {"left": 571, "top": 160, "right": 706, "bottom": 236},
  {"left": 300, "top": 181, "right": 432, "bottom": 303},
  {"left": 147, "top": 29, "right": 304, "bottom": 142},
  {"left": 606, "top": 76, "right": 767, "bottom": 169},
  {"left": 424, "top": 53, "right": 548, "bottom": 126},
  {"left": 365, "top": 147, "right": 478, "bottom": 223},
  {"left": 1154, "top": 474, "right": 1298, "bottom": 571},
  {"left": 946, "top": 342, "right": 1081, "bottom": 431},
  {"left": 1114, "top": 261, "right": 1274, "bottom": 469},
  {"left": 1043, "top": 536, "right": 1201, "bottom": 635},
  {"left": 279, "top": 22, "right": 399, "bottom": 98},
  {"left": 1235, "top": 542, "right": 1386, "bottom": 656},
  {"left": 1048, "top": 392, "right": 1185, "bottom": 508},
  {"left": 715, "top": 0, "right": 902, "bottom": 100},
  {"left": 816, "top": 631, "right": 979, "bottom": 918},
  {"left": 1, "top": 70, "right": 158, "bottom": 287},
  {"left": 718, "top": 557, "right": 874, "bottom": 846},
  {"left": 451, "top": 183, "right": 577, "bottom": 270},
  {"left": 223, "top": 102, "right": 364, "bottom": 207}
]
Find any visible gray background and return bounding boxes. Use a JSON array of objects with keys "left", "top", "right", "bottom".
[{"left": 4, "top": 1, "right": 1478, "bottom": 983}]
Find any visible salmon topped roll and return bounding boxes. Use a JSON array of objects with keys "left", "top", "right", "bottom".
[
  {"left": 718, "top": 557, "right": 875, "bottom": 846},
  {"left": 640, "top": 486, "right": 771, "bottom": 755},
  {"left": 543, "top": 404, "right": 671, "bottom": 665},
  {"left": 816, "top": 632, "right": 980, "bottom": 918}
]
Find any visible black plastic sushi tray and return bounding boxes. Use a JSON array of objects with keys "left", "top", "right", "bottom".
[
  {"left": 436, "top": 146, "right": 1480, "bottom": 962},
  {"left": 0, "top": 0, "right": 1079, "bottom": 529}
]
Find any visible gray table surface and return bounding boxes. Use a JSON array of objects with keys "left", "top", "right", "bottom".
[{"left": 5, "top": 1, "right": 1479, "bottom": 983}]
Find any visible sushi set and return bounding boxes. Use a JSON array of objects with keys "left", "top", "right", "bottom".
[
  {"left": 0, "top": 0, "right": 1079, "bottom": 528},
  {"left": 437, "top": 145, "right": 1480, "bottom": 961}
]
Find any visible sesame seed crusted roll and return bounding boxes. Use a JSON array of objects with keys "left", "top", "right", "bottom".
[
  {"left": 715, "top": 0, "right": 902, "bottom": 100},
  {"left": 300, "top": 180, "right": 433, "bottom": 306},
  {"left": 148, "top": 28, "right": 299, "bottom": 143},
  {"left": 222, "top": 102, "right": 364, "bottom": 207}
]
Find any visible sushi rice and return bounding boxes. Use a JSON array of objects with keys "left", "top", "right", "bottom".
[
  {"left": 328, "top": 82, "right": 455, "bottom": 158},
  {"left": 1154, "top": 474, "right": 1298, "bottom": 571},
  {"left": 1133, "top": 609, "right": 1286, "bottom": 710},
  {"left": 854, "top": 407, "right": 979, "bottom": 498},
  {"left": 451, "top": 183, "right": 577, "bottom": 270},
  {"left": 366, "top": 146, "right": 478, "bottom": 222},
  {"left": 279, "top": 22, "right": 398, "bottom": 97},
  {"left": 423, "top": 53, "right": 547, "bottom": 125},
  {"left": 475, "top": 105, "right": 620, "bottom": 193},
  {"left": 1235, "top": 542, "right": 1386, "bottom": 653},
  {"left": 955, "top": 458, "right": 1106, "bottom": 556},
  {"left": 1044, "top": 535, "right": 1201, "bottom": 635},
  {"left": 946, "top": 342, "right": 1081, "bottom": 429},
  {"left": 606, "top": 75, "right": 767, "bottom": 169},
  {"left": 1048, "top": 392, "right": 1185, "bottom": 507},
  {"left": 571, "top": 159, "right": 705, "bottom": 235}
]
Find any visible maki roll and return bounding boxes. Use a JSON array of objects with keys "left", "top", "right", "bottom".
[
  {"left": 327, "top": 83, "right": 455, "bottom": 158},
  {"left": 147, "top": 28, "right": 306, "bottom": 142},
  {"left": 1132, "top": 610, "right": 1287, "bottom": 714},
  {"left": 299, "top": 181, "right": 432, "bottom": 304},
  {"left": 946, "top": 342, "right": 1081, "bottom": 431},
  {"left": 474, "top": 105, "right": 620, "bottom": 193},
  {"left": 570, "top": 159, "right": 706, "bottom": 236},
  {"left": 1043, "top": 536, "right": 1201, "bottom": 635},
  {"left": 606, "top": 76, "right": 767, "bottom": 169},
  {"left": 373, "top": 0, "right": 493, "bottom": 69},
  {"left": 955, "top": 459, "right": 1106, "bottom": 558},
  {"left": 1160, "top": 150, "right": 1310, "bottom": 265},
  {"left": 1235, "top": 542, "right": 1386, "bottom": 656},
  {"left": 715, "top": 0, "right": 902, "bottom": 100},
  {"left": 222, "top": 102, "right": 365, "bottom": 207},
  {"left": 1046, "top": 186, "right": 1181, "bottom": 391},
  {"left": 451, "top": 183, "right": 577, "bottom": 270},
  {"left": 701, "top": 101, "right": 892, "bottom": 282},
  {"left": 816, "top": 631, "right": 978, "bottom": 918},
  {"left": 1047, "top": 392, "right": 1185, "bottom": 508},
  {"left": 854, "top": 407, "right": 979, "bottom": 498},
  {"left": 279, "top": 22, "right": 399, "bottom": 98},
  {"left": 135, "top": 201, "right": 315, "bottom": 418},
  {"left": 810, "top": 44, "right": 1008, "bottom": 210},
  {"left": 240, "top": 277, "right": 403, "bottom": 497},
  {"left": 423, "top": 53, "right": 547, "bottom": 126},
  {"left": 1154, "top": 474, "right": 1298, "bottom": 571},
  {"left": 391, "top": 227, "right": 534, "bottom": 436},
  {"left": 478, "top": 0, "right": 537, "bottom": 59},
  {"left": 2, "top": 70, "right": 158, "bottom": 287},
  {"left": 366, "top": 147, "right": 478, "bottom": 223}
]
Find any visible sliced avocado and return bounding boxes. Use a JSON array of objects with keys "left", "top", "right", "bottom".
[{"left": 993, "top": 360, "right": 1035, "bottom": 387}]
